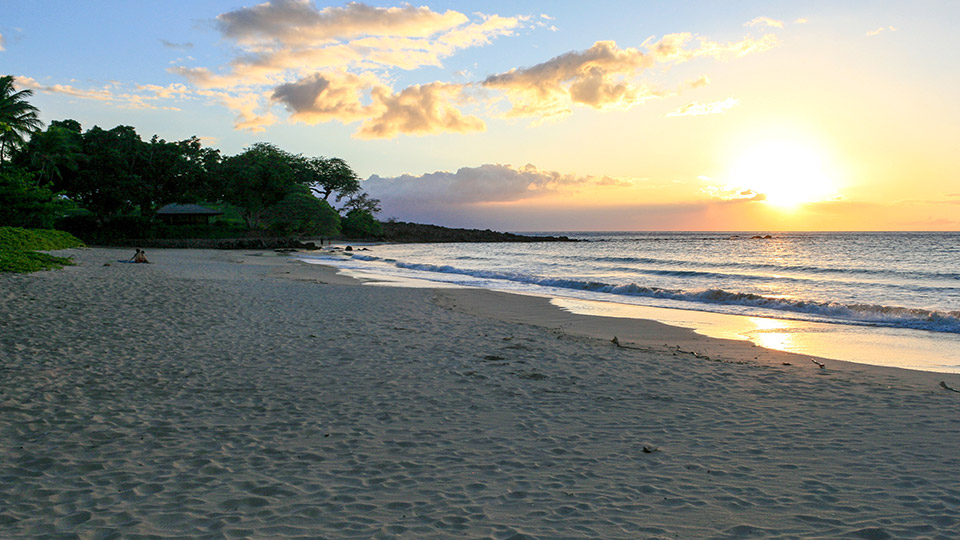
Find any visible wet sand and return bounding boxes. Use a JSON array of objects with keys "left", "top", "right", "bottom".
[{"left": 2, "top": 247, "right": 959, "bottom": 539}]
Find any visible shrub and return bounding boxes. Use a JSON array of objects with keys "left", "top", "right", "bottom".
[
  {"left": 0, "top": 227, "right": 85, "bottom": 273},
  {"left": 0, "top": 168, "right": 72, "bottom": 229}
]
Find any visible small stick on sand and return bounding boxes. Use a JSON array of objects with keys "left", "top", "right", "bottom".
[
  {"left": 810, "top": 358, "right": 826, "bottom": 369},
  {"left": 611, "top": 336, "right": 621, "bottom": 347},
  {"left": 939, "top": 381, "right": 960, "bottom": 393}
]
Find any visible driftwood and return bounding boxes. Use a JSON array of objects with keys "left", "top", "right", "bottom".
[
  {"left": 939, "top": 381, "right": 960, "bottom": 393},
  {"left": 810, "top": 358, "right": 826, "bottom": 369}
]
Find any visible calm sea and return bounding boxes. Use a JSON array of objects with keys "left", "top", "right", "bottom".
[{"left": 301, "top": 232, "right": 960, "bottom": 373}]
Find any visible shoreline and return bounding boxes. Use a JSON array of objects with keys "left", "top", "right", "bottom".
[
  {"left": 3, "top": 247, "right": 959, "bottom": 538},
  {"left": 290, "top": 258, "right": 960, "bottom": 392}
]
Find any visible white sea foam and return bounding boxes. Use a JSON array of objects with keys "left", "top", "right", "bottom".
[{"left": 306, "top": 232, "right": 960, "bottom": 334}]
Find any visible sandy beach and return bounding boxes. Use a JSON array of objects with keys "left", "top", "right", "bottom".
[{"left": 2, "top": 247, "right": 959, "bottom": 539}]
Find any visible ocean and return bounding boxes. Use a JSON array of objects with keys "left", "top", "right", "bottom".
[{"left": 301, "top": 232, "right": 960, "bottom": 373}]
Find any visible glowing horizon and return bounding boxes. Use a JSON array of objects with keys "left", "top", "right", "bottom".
[{"left": 4, "top": 1, "right": 958, "bottom": 231}]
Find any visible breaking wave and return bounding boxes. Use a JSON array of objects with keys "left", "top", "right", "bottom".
[{"left": 347, "top": 254, "right": 960, "bottom": 334}]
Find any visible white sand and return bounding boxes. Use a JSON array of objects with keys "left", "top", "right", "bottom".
[{"left": 2, "top": 247, "right": 959, "bottom": 539}]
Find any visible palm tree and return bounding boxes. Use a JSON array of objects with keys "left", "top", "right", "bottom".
[{"left": 0, "top": 75, "right": 44, "bottom": 169}]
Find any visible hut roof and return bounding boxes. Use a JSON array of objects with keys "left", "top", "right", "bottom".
[{"left": 156, "top": 203, "right": 223, "bottom": 216}]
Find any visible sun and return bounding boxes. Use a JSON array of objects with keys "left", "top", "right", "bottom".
[{"left": 729, "top": 141, "right": 838, "bottom": 207}]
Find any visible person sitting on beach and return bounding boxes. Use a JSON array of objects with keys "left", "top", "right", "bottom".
[{"left": 133, "top": 249, "right": 149, "bottom": 263}]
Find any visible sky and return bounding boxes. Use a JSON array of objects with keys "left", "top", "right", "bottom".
[{"left": 4, "top": 0, "right": 959, "bottom": 231}]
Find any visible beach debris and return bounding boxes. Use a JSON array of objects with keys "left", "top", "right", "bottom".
[
  {"left": 782, "top": 362, "right": 792, "bottom": 366},
  {"left": 641, "top": 444, "right": 659, "bottom": 453},
  {"left": 939, "top": 381, "right": 960, "bottom": 393},
  {"left": 103, "top": 263, "right": 111, "bottom": 266},
  {"left": 810, "top": 358, "right": 826, "bottom": 369},
  {"left": 611, "top": 336, "right": 620, "bottom": 347}
]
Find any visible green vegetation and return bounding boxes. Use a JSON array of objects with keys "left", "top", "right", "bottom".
[
  {"left": 0, "top": 74, "right": 384, "bottom": 247},
  {"left": 0, "top": 75, "right": 43, "bottom": 166},
  {"left": 0, "top": 226, "right": 85, "bottom": 273},
  {"left": 341, "top": 208, "right": 384, "bottom": 238}
]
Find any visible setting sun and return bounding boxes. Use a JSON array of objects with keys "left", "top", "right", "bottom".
[{"left": 729, "top": 141, "right": 839, "bottom": 207}]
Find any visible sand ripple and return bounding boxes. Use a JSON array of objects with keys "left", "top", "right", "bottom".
[{"left": 1, "top": 248, "right": 959, "bottom": 538}]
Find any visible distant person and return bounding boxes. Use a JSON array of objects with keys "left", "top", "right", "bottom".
[{"left": 133, "top": 249, "right": 149, "bottom": 263}]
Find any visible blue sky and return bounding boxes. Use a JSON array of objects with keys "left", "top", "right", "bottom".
[{"left": 4, "top": 1, "right": 958, "bottom": 230}]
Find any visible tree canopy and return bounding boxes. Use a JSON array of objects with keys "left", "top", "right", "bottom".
[
  {"left": 306, "top": 156, "right": 361, "bottom": 204},
  {"left": 0, "top": 75, "right": 43, "bottom": 168},
  {"left": 216, "top": 142, "right": 310, "bottom": 229},
  {"left": 3, "top": 78, "right": 384, "bottom": 240}
]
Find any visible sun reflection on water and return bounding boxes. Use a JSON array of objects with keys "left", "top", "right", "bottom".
[{"left": 743, "top": 317, "right": 795, "bottom": 351}]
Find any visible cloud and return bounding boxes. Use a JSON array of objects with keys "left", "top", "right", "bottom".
[
  {"left": 667, "top": 97, "right": 739, "bottom": 117},
  {"left": 160, "top": 39, "right": 193, "bottom": 50},
  {"left": 216, "top": 0, "right": 469, "bottom": 44},
  {"left": 0, "top": 33, "right": 5, "bottom": 52},
  {"left": 189, "top": 1, "right": 520, "bottom": 87},
  {"left": 357, "top": 82, "right": 483, "bottom": 139},
  {"left": 196, "top": 89, "right": 278, "bottom": 132},
  {"left": 795, "top": 18, "right": 809, "bottom": 24},
  {"left": 269, "top": 72, "right": 482, "bottom": 138},
  {"left": 482, "top": 40, "right": 658, "bottom": 119},
  {"left": 866, "top": 25, "right": 897, "bottom": 36},
  {"left": 702, "top": 184, "right": 766, "bottom": 202},
  {"left": 364, "top": 163, "right": 623, "bottom": 206},
  {"left": 14, "top": 76, "right": 186, "bottom": 110},
  {"left": 271, "top": 71, "right": 378, "bottom": 125},
  {"left": 483, "top": 33, "right": 777, "bottom": 120},
  {"left": 745, "top": 17, "right": 784, "bottom": 28},
  {"left": 687, "top": 75, "right": 710, "bottom": 88},
  {"left": 166, "top": 1, "right": 522, "bottom": 135}
]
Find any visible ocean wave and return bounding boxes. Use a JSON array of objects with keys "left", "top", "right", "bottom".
[
  {"left": 347, "top": 254, "right": 960, "bottom": 333},
  {"left": 588, "top": 255, "right": 960, "bottom": 282}
]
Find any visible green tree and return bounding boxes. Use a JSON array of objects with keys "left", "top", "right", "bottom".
[
  {"left": 341, "top": 192, "right": 382, "bottom": 215},
  {"left": 0, "top": 75, "right": 44, "bottom": 169},
  {"left": 265, "top": 189, "right": 341, "bottom": 237},
  {"left": 65, "top": 125, "right": 147, "bottom": 218},
  {"left": 216, "top": 143, "right": 309, "bottom": 229},
  {"left": 341, "top": 208, "right": 383, "bottom": 239},
  {"left": 139, "top": 135, "right": 220, "bottom": 212},
  {"left": 15, "top": 121, "right": 84, "bottom": 187},
  {"left": 306, "top": 157, "right": 361, "bottom": 204},
  {"left": 0, "top": 167, "right": 70, "bottom": 228}
]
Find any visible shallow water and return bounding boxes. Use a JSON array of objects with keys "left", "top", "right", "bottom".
[{"left": 302, "top": 232, "right": 960, "bottom": 373}]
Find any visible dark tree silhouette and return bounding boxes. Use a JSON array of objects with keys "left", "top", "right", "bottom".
[{"left": 0, "top": 75, "right": 44, "bottom": 169}]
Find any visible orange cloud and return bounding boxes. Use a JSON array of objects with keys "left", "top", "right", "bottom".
[
  {"left": 482, "top": 41, "right": 658, "bottom": 119},
  {"left": 866, "top": 26, "right": 897, "bottom": 36},
  {"left": 160, "top": 2, "right": 780, "bottom": 136},
  {"left": 357, "top": 82, "right": 484, "bottom": 139},
  {"left": 667, "top": 98, "right": 739, "bottom": 117},
  {"left": 216, "top": 0, "right": 470, "bottom": 45},
  {"left": 484, "top": 33, "right": 776, "bottom": 121},
  {"left": 271, "top": 71, "right": 381, "bottom": 125},
  {"left": 15, "top": 76, "right": 186, "bottom": 111},
  {"left": 167, "top": 1, "right": 522, "bottom": 136}
]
